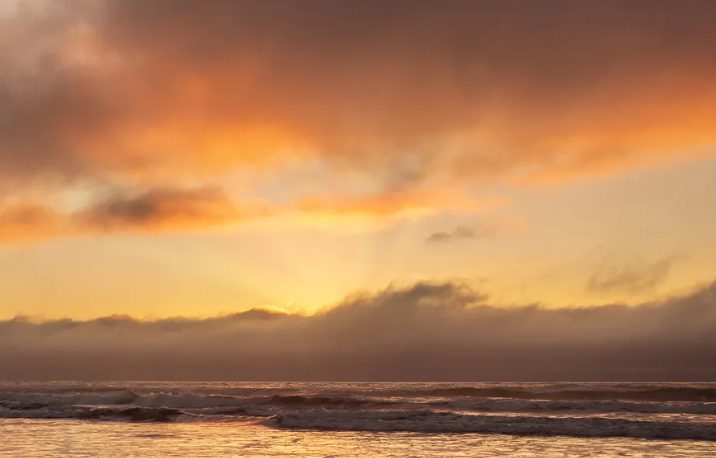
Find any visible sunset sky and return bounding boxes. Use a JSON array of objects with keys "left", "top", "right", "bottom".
[{"left": 2, "top": 0, "right": 716, "bottom": 321}]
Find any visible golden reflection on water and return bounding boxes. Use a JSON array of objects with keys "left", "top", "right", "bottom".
[{"left": 1, "top": 419, "right": 715, "bottom": 457}]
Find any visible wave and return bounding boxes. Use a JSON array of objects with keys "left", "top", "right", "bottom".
[
  {"left": 0, "top": 389, "right": 139, "bottom": 407},
  {"left": 78, "top": 406, "right": 184, "bottom": 422},
  {"left": 2, "top": 390, "right": 716, "bottom": 415},
  {"left": 267, "top": 394, "right": 398, "bottom": 408},
  {"left": 444, "top": 398, "right": 716, "bottom": 415},
  {"left": 4, "top": 397, "right": 715, "bottom": 441},
  {"left": 271, "top": 410, "right": 716, "bottom": 440},
  {"left": 381, "top": 386, "right": 716, "bottom": 402},
  {"left": 1, "top": 382, "right": 715, "bottom": 440},
  {"left": 0, "top": 403, "right": 183, "bottom": 422}
]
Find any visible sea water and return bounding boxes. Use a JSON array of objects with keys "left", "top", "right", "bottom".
[{"left": 1, "top": 381, "right": 715, "bottom": 457}]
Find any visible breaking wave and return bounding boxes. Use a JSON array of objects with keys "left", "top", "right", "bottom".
[
  {"left": 381, "top": 385, "right": 716, "bottom": 402},
  {"left": 272, "top": 410, "right": 716, "bottom": 440},
  {"left": 0, "top": 382, "right": 714, "bottom": 440}
]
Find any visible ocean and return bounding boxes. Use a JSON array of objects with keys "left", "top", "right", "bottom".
[{"left": 1, "top": 381, "right": 715, "bottom": 457}]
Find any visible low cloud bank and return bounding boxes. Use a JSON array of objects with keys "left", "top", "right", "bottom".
[{"left": 1, "top": 281, "right": 715, "bottom": 381}]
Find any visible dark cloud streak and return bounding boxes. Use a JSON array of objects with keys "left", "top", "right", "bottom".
[
  {"left": 0, "top": 186, "right": 266, "bottom": 242},
  {"left": 75, "top": 187, "right": 250, "bottom": 231}
]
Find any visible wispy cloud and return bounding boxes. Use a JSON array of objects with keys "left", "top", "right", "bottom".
[
  {"left": 587, "top": 257, "right": 674, "bottom": 294},
  {"left": 426, "top": 225, "right": 494, "bottom": 244}
]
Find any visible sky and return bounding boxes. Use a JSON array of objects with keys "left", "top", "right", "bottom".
[{"left": 1, "top": 0, "right": 716, "bottom": 362}]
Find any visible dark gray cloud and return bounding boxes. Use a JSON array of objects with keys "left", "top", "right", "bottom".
[{"left": 2, "top": 280, "right": 715, "bottom": 381}]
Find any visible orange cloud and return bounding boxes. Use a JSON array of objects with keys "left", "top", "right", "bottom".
[
  {"left": 0, "top": 188, "right": 262, "bottom": 243},
  {"left": 0, "top": 186, "right": 499, "bottom": 243},
  {"left": 0, "top": 202, "right": 67, "bottom": 243},
  {"left": 2, "top": 0, "right": 716, "bottom": 240},
  {"left": 75, "top": 187, "right": 263, "bottom": 232}
]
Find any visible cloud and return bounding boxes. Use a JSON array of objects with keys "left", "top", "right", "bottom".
[
  {"left": 426, "top": 225, "right": 493, "bottom": 244},
  {"left": 2, "top": 279, "right": 715, "bottom": 380},
  {"left": 0, "top": 202, "right": 66, "bottom": 242},
  {"left": 587, "top": 257, "right": 673, "bottom": 294},
  {"left": 0, "top": 187, "right": 268, "bottom": 243},
  {"left": 0, "top": 187, "right": 504, "bottom": 243},
  {"left": 2, "top": 0, "right": 716, "bottom": 217},
  {"left": 75, "top": 187, "right": 259, "bottom": 232}
]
